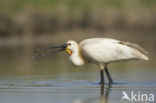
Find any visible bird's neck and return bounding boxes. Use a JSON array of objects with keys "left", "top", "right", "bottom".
[{"left": 69, "top": 48, "right": 84, "bottom": 66}]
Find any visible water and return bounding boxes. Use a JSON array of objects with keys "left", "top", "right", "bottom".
[
  {"left": 0, "top": 54, "right": 155, "bottom": 103},
  {"left": 0, "top": 67, "right": 156, "bottom": 103}
]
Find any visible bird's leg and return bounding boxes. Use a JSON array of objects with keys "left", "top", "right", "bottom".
[
  {"left": 99, "top": 70, "right": 104, "bottom": 85},
  {"left": 104, "top": 65, "right": 113, "bottom": 84},
  {"left": 99, "top": 65, "right": 105, "bottom": 85}
]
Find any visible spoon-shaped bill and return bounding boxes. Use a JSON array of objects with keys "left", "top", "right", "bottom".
[
  {"left": 33, "top": 43, "right": 67, "bottom": 59},
  {"left": 34, "top": 43, "right": 67, "bottom": 51}
]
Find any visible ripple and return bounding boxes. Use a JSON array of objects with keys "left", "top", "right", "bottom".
[{"left": 0, "top": 75, "right": 156, "bottom": 103}]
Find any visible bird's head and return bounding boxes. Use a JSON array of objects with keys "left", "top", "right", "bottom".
[
  {"left": 65, "top": 40, "right": 78, "bottom": 55},
  {"left": 33, "top": 40, "right": 78, "bottom": 59}
]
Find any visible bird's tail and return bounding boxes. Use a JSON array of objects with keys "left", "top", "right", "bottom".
[
  {"left": 128, "top": 43, "right": 149, "bottom": 61},
  {"left": 138, "top": 53, "right": 149, "bottom": 61},
  {"left": 119, "top": 41, "right": 149, "bottom": 61}
]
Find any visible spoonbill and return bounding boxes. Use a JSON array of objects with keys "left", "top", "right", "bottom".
[{"left": 34, "top": 38, "right": 149, "bottom": 85}]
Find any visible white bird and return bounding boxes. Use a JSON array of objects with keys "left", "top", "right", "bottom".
[{"left": 35, "top": 38, "right": 149, "bottom": 85}]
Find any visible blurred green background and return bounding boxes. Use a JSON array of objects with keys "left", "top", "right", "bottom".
[{"left": 0, "top": 0, "right": 155, "bottom": 76}]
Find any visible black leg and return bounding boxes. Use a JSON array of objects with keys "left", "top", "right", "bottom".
[
  {"left": 105, "top": 65, "right": 113, "bottom": 84},
  {"left": 99, "top": 70, "right": 104, "bottom": 85}
]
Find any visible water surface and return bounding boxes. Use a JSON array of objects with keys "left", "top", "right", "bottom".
[{"left": 0, "top": 67, "right": 156, "bottom": 103}]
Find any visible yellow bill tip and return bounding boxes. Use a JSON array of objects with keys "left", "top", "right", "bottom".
[{"left": 65, "top": 49, "right": 72, "bottom": 55}]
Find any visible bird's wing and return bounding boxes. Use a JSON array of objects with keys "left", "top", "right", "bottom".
[
  {"left": 79, "top": 38, "right": 148, "bottom": 64},
  {"left": 79, "top": 38, "right": 126, "bottom": 63},
  {"left": 118, "top": 41, "right": 148, "bottom": 56}
]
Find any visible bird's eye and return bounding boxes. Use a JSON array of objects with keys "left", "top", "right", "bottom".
[{"left": 68, "top": 43, "right": 71, "bottom": 46}]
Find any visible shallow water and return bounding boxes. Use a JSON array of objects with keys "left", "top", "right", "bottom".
[{"left": 0, "top": 69, "right": 156, "bottom": 103}]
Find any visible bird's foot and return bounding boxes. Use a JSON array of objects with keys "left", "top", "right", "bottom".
[
  {"left": 99, "top": 81, "right": 113, "bottom": 85},
  {"left": 109, "top": 80, "right": 113, "bottom": 84},
  {"left": 99, "top": 81, "right": 104, "bottom": 85}
]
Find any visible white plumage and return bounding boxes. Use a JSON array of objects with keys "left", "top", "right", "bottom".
[
  {"left": 64, "top": 38, "right": 148, "bottom": 84},
  {"left": 66, "top": 38, "right": 148, "bottom": 66},
  {"left": 81, "top": 38, "right": 148, "bottom": 62}
]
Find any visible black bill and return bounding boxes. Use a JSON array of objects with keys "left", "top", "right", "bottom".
[{"left": 33, "top": 43, "right": 67, "bottom": 59}]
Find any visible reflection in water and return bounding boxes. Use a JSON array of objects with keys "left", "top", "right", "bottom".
[
  {"left": 0, "top": 71, "right": 156, "bottom": 103},
  {"left": 0, "top": 77, "right": 156, "bottom": 103},
  {"left": 100, "top": 84, "right": 112, "bottom": 103},
  {"left": 75, "top": 84, "right": 112, "bottom": 103}
]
